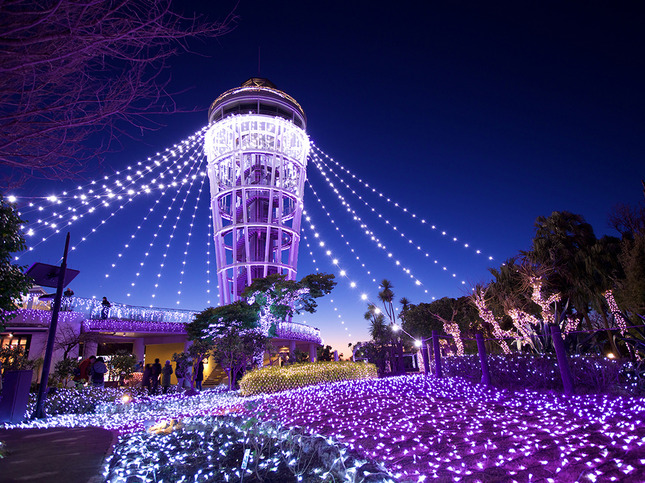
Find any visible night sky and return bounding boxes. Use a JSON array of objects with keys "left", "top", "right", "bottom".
[{"left": 8, "top": 1, "right": 645, "bottom": 353}]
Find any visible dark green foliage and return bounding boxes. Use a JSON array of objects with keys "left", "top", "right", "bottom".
[
  {"left": 186, "top": 303, "right": 264, "bottom": 390},
  {"left": 616, "top": 232, "right": 645, "bottom": 318},
  {"left": 53, "top": 357, "right": 78, "bottom": 385},
  {"left": 186, "top": 302, "right": 258, "bottom": 341},
  {"left": 292, "top": 348, "right": 310, "bottom": 363},
  {"left": 0, "top": 345, "right": 31, "bottom": 371},
  {"left": 0, "top": 195, "right": 32, "bottom": 329},
  {"left": 316, "top": 345, "right": 333, "bottom": 361},
  {"left": 243, "top": 272, "right": 336, "bottom": 319},
  {"left": 401, "top": 296, "right": 478, "bottom": 341},
  {"left": 210, "top": 322, "right": 268, "bottom": 390},
  {"left": 524, "top": 211, "right": 622, "bottom": 329},
  {"left": 108, "top": 351, "right": 137, "bottom": 382}
]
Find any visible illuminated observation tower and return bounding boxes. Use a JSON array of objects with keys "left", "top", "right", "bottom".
[{"left": 205, "top": 78, "right": 309, "bottom": 304}]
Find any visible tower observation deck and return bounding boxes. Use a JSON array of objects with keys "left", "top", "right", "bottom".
[{"left": 205, "top": 78, "right": 309, "bottom": 304}]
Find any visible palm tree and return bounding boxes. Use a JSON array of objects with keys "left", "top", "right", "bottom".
[
  {"left": 377, "top": 280, "right": 405, "bottom": 374},
  {"left": 525, "top": 211, "right": 623, "bottom": 356},
  {"left": 364, "top": 304, "right": 389, "bottom": 375},
  {"left": 378, "top": 279, "right": 396, "bottom": 324}
]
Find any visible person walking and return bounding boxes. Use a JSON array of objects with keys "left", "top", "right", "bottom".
[
  {"left": 195, "top": 359, "right": 204, "bottom": 391},
  {"left": 161, "top": 360, "right": 173, "bottom": 394},
  {"left": 101, "top": 296, "right": 111, "bottom": 319},
  {"left": 151, "top": 358, "right": 162, "bottom": 394},
  {"left": 62, "top": 288, "right": 74, "bottom": 311},
  {"left": 90, "top": 356, "right": 108, "bottom": 387}
]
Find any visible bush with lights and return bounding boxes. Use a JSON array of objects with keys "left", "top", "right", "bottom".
[
  {"left": 239, "top": 361, "right": 377, "bottom": 396},
  {"left": 104, "top": 413, "right": 395, "bottom": 483},
  {"left": 24, "top": 386, "right": 128, "bottom": 416}
]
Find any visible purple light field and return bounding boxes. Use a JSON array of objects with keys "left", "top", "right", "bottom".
[{"left": 259, "top": 375, "right": 645, "bottom": 482}]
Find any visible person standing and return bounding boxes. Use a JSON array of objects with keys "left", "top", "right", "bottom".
[
  {"left": 174, "top": 361, "right": 185, "bottom": 390},
  {"left": 101, "top": 296, "right": 111, "bottom": 319},
  {"left": 184, "top": 360, "right": 193, "bottom": 390},
  {"left": 78, "top": 355, "right": 96, "bottom": 384},
  {"left": 151, "top": 358, "right": 162, "bottom": 394},
  {"left": 90, "top": 357, "right": 108, "bottom": 387},
  {"left": 62, "top": 288, "right": 74, "bottom": 311},
  {"left": 161, "top": 360, "right": 173, "bottom": 394},
  {"left": 195, "top": 359, "right": 204, "bottom": 391},
  {"left": 141, "top": 364, "right": 152, "bottom": 393}
]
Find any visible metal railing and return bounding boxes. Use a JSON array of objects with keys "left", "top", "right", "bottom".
[
  {"left": 19, "top": 294, "right": 197, "bottom": 323},
  {"left": 17, "top": 294, "right": 322, "bottom": 343}
]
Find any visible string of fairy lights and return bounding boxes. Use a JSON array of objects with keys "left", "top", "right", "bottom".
[
  {"left": 310, "top": 142, "right": 495, "bottom": 262},
  {"left": 13, "top": 126, "right": 209, "bottom": 259},
  {"left": 305, "top": 181, "right": 430, "bottom": 294},
  {"left": 300, "top": 224, "right": 361, "bottom": 342},
  {"left": 310, "top": 152, "right": 469, "bottom": 286},
  {"left": 175, "top": 164, "right": 209, "bottom": 306},
  {"left": 10, "top": 126, "right": 212, "bottom": 308},
  {"left": 144, "top": 156, "right": 206, "bottom": 305},
  {"left": 17, "top": 130, "right": 202, "bottom": 220},
  {"left": 102, "top": 137, "right": 207, "bottom": 281},
  {"left": 7, "top": 123, "right": 503, "bottom": 347}
]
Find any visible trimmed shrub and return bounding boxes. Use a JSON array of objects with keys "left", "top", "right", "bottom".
[{"left": 239, "top": 361, "right": 377, "bottom": 396}]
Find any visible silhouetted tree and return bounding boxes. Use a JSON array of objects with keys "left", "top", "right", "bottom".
[
  {"left": 0, "top": 0, "right": 236, "bottom": 184},
  {"left": 0, "top": 195, "right": 32, "bottom": 330}
]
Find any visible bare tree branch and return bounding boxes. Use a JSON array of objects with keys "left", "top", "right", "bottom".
[{"left": 0, "top": 0, "right": 236, "bottom": 185}]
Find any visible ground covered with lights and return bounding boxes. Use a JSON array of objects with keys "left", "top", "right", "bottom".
[{"left": 4, "top": 375, "right": 645, "bottom": 482}]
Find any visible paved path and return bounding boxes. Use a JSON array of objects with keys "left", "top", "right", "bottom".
[{"left": 0, "top": 427, "right": 116, "bottom": 483}]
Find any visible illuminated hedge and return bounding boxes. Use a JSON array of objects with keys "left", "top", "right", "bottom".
[{"left": 239, "top": 361, "right": 377, "bottom": 396}]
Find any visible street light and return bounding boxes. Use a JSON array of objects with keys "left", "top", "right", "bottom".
[{"left": 26, "top": 233, "right": 79, "bottom": 419}]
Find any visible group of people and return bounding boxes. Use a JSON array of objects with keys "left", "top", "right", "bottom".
[
  {"left": 75, "top": 355, "right": 108, "bottom": 387},
  {"left": 73, "top": 355, "right": 206, "bottom": 393},
  {"left": 140, "top": 358, "right": 205, "bottom": 394}
]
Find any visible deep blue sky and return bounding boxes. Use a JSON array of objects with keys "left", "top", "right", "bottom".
[{"left": 10, "top": 1, "right": 645, "bottom": 352}]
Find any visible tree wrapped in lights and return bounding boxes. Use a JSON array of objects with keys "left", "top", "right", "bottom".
[
  {"left": 243, "top": 273, "right": 336, "bottom": 339},
  {"left": 472, "top": 288, "right": 512, "bottom": 354},
  {"left": 400, "top": 297, "right": 475, "bottom": 357},
  {"left": 187, "top": 273, "right": 335, "bottom": 387}
]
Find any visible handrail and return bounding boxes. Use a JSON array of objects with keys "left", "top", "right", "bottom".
[{"left": 16, "top": 294, "right": 322, "bottom": 343}]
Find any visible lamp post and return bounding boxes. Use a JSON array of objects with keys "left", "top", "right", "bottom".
[{"left": 27, "top": 233, "right": 79, "bottom": 419}]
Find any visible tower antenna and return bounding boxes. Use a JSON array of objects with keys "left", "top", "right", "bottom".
[{"left": 257, "top": 46, "right": 261, "bottom": 75}]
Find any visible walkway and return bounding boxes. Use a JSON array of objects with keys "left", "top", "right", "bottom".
[{"left": 0, "top": 427, "right": 116, "bottom": 483}]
